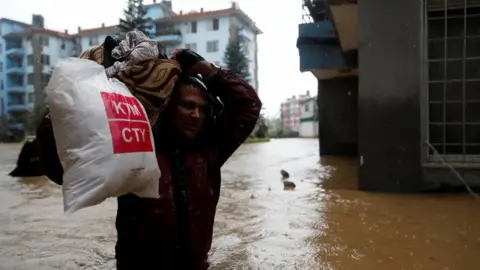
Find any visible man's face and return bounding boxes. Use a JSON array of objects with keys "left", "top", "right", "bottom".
[{"left": 169, "top": 83, "right": 207, "bottom": 140}]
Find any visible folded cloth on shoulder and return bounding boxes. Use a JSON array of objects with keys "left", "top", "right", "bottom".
[{"left": 79, "top": 30, "right": 181, "bottom": 124}]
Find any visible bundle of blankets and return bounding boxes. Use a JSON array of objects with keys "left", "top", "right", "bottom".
[{"left": 80, "top": 30, "right": 182, "bottom": 125}]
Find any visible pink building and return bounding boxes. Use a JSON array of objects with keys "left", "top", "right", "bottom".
[{"left": 280, "top": 91, "right": 310, "bottom": 135}]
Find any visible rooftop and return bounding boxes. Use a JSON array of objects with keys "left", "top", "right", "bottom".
[
  {"left": 0, "top": 17, "right": 71, "bottom": 38},
  {"left": 78, "top": 2, "right": 262, "bottom": 36}
]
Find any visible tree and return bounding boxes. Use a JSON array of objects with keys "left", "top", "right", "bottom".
[
  {"left": 223, "top": 28, "right": 251, "bottom": 82},
  {"left": 118, "top": 0, "right": 153, "bottom": 39}
]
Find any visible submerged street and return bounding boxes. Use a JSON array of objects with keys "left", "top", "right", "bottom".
[{"left": 0, "top": 138, "right": 479, "bottom": 269}]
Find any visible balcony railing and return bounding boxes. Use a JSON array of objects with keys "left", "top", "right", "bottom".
[
  {"left": 6, "top": 48, "right": 25, "bottom": 57},
  {"left": 6, "top": 66, "right": 26, "bottom": 74},
  {"left": 6, "top": 85, "right": 26, "bottom": 93},
  {"left": 7, "top": 103, "right": 28, "bottom": 111},
  {"left": 155, "top": 29, "right": 182, "bottom": 44}
]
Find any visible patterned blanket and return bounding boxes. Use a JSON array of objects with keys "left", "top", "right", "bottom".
[{"left": 79, "top": 31, "right": 181, "bottom": 124}]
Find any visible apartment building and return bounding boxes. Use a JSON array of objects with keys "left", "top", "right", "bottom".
[
  {"left": 280, "top": 91, "right": 311, "bottom": 136},
  {"left": 299, "top": 96, "right": 318, "bottom": 138},
  {"left": 0, "top": 16, "right": 75, "bottom": 139},
  {"left": 0, "top": 1, "right": 261, "bottom": 139}
]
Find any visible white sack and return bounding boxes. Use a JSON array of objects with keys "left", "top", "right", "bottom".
[{"left": 45, "top": 58, "right": 160, "bottom": 214}]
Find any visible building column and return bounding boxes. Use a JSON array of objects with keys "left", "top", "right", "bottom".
[
  {"left": 358, "top": 0, "right": 422, "bottom": 192},
  {"left": 317, "top": 76, "right": 358, "bottom": 157}
]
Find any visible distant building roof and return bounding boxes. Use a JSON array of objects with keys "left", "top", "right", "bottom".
[
  {"left": 0, "top": 18, "right": 31, "bottom": 28},
  {"left": 155, "top": 3, "right": 262, "bottom": 34},
  {"left": 145, "top": 0, "right": 176, "bottom": 16},
  {"left": 76, "top": 24, "right": 119, "bottom": 36},
  {"left": 0, "top": 17, "right": 71, "bottom": 38},
  {"left": 78, "top": 2, "right": 262, "bottom": 36},
  {"left": 299, "top": 96, "right": 317, "bottom": 104}
]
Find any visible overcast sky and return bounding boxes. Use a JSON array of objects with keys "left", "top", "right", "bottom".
[{"left": 0, "top": 0, "right": 317, "bottom": 117}]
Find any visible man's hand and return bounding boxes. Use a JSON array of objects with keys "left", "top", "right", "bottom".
[{"left": 171, "top": 49, "right": 216, "bottom": 78}]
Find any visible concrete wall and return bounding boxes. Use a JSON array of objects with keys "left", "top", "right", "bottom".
[
  {"left": 358, "top": 0, "right": 423, "bottom": 192},
  {"left": 300, "top": 121, "right": 318, "bottom": 137},
  {"left": 318, "top": 77, "right": 358, "bottom": 156},
  {"left": 300, "top": 97, "right": 318, "bottom": 137}
]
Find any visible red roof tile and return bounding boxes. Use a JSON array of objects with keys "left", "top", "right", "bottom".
[
  {"left": 73, "top": 4, "right": 261, "bottom": 35},
  {"left": 155, "top": 7, "right": 235, "bottom": 22},
  {"left": 77, "top": 25, "right": 119, "bottom": 36}
]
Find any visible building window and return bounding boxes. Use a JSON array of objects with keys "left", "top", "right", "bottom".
[
  {"left": 40, "top": 54, "right": 50, "bottom": 65},
  {"left": 89, "top": 36, "right": 99, "bottom": 46},
  {"left": 185, "top": 43, "right": 197, "bottom": 51},
  {"left": 28, "top": 93, "right": 34, "bottom": 103},
  {"left": 187, "top": 21, "right": 197, "bottom": 33},
  {"left": 208, "top": 18, "right": 219, "bottom": 31},
  {"left": 0, "top": 62, "right": 2, "bottom": 72},
  {"left": 27, "top": 55, "right": 33, "bottom": 65},
  {"left": 304, "top": 104, "right": 309, "bottom": 112},
  {"left": 206, "top": 40, "right": 219, "bottom": 53},
  {"left": 41, "top": 36, "right": 49, "bottom": 46},
  {"left": 0, "top": 80, "right": 3, "bottom": 90},
  {"left": 242, "top": 37, "right": 251, "bottom": 54},
  {"left": 28, "top": 73, "right": 34, "bottom": 85},
  {"left": 425, "top": 2, "right": 480, "bottom": 163},
  {"left": 61, "top": 42, "right": 66, "bottom": 50}
]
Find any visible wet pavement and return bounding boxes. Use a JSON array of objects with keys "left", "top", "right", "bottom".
[{"left": 0, "top": 138, "right": 479, "bottom": 270}]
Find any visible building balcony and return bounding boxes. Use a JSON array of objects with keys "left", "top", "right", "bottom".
[
  {"left": 298, "top": 0, "right": 358, "bottom": 80},
  {"left": 154, "top": 30, "right": 182, "bottom": 44},
  {"left": 6, "top": 48, "right": 25, "bottom": 57},
  {"left": 6, "top": 66, "right": 26, "bottom": 74},
  {"left": 7, "top": 104, "right": 28, "bottom": 112},
  {"left": 297, "top": 21, "right": 346, "bottom": 71},
  {"left": 6, "top": 85, "right": 27, "bottom": 93}
]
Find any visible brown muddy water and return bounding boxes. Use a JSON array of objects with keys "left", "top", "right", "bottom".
[{"left": 0, "top": 138, "right": 479, "bottom": 270}]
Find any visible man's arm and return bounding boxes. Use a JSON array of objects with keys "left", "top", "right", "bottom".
[{"left": 204, "top": 68, "right": 262, "bottom": 167}]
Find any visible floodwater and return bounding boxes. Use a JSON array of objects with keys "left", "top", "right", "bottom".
[{"left": 0, "top": 139, "right": 479, "bottom": 270}]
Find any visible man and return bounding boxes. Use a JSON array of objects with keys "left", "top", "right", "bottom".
[{"left": 36, "top": 49, "right": 261, "bottom": 269}]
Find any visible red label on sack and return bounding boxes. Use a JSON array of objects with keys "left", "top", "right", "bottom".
[
  {"left": 100, "top": 92, "right": 147, "bottom": 121},
  {"left": 100, "top": 92, "right": 153, "bottom": 154}
]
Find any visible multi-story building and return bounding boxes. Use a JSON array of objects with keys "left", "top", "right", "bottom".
[
  {"left": 0, "top": 1, "right": 261, "bottom": 140},
  {"left": 298, "top": 0, "right": 480, "bottom": 191},
  {"left": 76, "top": 1, "right": 261, "bottom": 91},
  {"left": 280, "top": 91, "right": 310, "bottom": 136},
  {"left": 299, "top": 96, "right": 318, "bottom": 138},
  {"left": 0, "top": 15, "right": 75, "bottom": 140}
]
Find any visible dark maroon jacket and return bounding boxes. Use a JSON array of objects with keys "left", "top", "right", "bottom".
[{"left": 36, "top": 69, "right": 261, "bottom": 270}]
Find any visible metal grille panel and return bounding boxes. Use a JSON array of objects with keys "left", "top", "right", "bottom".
[{"left": 426, "top": 1, "right": 480, "bottom": 163}]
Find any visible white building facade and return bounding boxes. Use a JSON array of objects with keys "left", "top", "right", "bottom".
[
  {"left": 76, "top": 1, "right": 261, "bottom": 91},
  {"left": 299, "top": 96, "right": 318, "bottom": 138}
]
